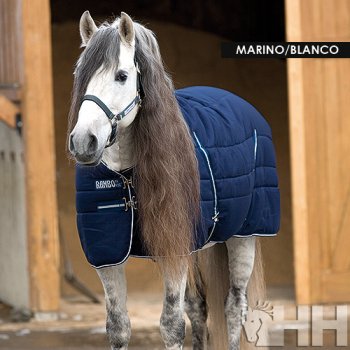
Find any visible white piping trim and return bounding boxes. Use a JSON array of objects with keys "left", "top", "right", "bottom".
[
  {"left": 126, "top": 233, "right": 278, "bottom": 261},
  {"left": 94, "top": 232, "right": 278, "bottom": 267},
  {"left": 92, "top": 162, "right": 135, "bottom": 269},
  {"left": 206, "top": 222, "right": 217, "bottom": 244},
  {"left": 254, "top": 129, "right": 258, "bottom": 162},
  {"left": 193, "top": 132, "right": 218, "bottom": 243},
  {"left": 97, "top": 203, "right": 125, "bottom": 210},
  {"left": 193, "top": 132, "right": 218, "bottom": 216},
  {"left": 228, "top": 233, "right": 277, "bottom": 238}
]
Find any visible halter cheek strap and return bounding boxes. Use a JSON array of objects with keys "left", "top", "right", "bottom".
[
  {"left": 82, "top": 94, "right": 141, "bottom": 147},
  {"left": 81, "top": 62, "right": 143, "bottom": 148}
]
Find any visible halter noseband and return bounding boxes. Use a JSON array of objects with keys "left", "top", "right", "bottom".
[{"left": 81, "top": 61, "right": 144, "bottom": 148}]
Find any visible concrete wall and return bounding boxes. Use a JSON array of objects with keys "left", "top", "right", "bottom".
[
  {"left": 52, "top": 20, "right": 293, "bottom": 295},
  {"left": 0, "top": 123, "right": 29, "bottom": 308}
]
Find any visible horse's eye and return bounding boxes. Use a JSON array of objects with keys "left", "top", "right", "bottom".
[{"left": 115, "top": 71, "right": 128, "bottom": 83}]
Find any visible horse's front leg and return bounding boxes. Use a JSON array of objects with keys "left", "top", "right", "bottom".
[
  {"left": 160, "top": 261, "right": 188, "bottom": 350},
  {"left": 225, "top": 236, "right": 256, "bottom": 350},
  {"left": 97, "top": 264, "right": 131, "bottom": 350}
]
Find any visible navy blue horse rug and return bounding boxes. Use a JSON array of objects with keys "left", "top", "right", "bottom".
[{"left": 76, "top": 86, "right": 280, "bottom": 268}]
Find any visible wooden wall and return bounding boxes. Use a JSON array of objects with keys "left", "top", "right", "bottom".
[
  {"left": 286, "top": 0, "right": 350, "bottom": 303},
  {"left": 0, "top": 0, "right": 60, "bottom": 312},
  {"left": 0, "top": 0, "right": 22, "bottom": 100},
  {"left": 0, "top": 122, "right": 28, "bottom": 308}
]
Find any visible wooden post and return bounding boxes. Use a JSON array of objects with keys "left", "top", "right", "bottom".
[
  {"left": 286, "top": 0, "right": 350, "bottom": 304},
  {"left": 21, "top": 0, "right": 60, "bottom": 312},
  {"left": 285, "top": 0, "right": 311, "bottom": 305}
]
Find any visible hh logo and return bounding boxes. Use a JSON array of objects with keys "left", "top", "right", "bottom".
[{"left": 243, "top": 301, "right": 348, "bottom": 347}]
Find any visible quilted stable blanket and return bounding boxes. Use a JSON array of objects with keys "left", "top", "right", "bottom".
[{"left": 76, "top": 86, "right": 280, "bottom": 268}]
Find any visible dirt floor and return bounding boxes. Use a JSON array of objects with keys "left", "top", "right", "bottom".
[
  {"left": 0, "top": 293, "right": 189, "bottom": 350},
  {"left": 0, "top": 288, "right": 348, "bottom": 349}
]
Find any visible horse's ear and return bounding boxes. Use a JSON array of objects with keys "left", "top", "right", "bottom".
[
  {"left": 118, "top": 12, "right": 135, "bottom": 46},
  {"left": 79, "top": 11, "right": 97, "bottom": 47}
]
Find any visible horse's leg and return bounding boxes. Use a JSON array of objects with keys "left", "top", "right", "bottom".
[
  {"left": 97, "top": 264, "right": 131, "bottom": 350},
  {"left": 160, "top": 261, "right": 188, "bottom": 350},
  {"left": 185, "top": 262, "right": 208, "bottom": 350},
  {"left": 225, "top": 236, "right": 256, "bottom": 350}
]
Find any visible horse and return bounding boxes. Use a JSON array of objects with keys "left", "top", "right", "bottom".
[{"left": 67, "top": 11, "right": 280, "bottom": 350}]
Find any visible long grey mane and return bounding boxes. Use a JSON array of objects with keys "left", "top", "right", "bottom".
[{"left": 68, "top": 17, "right": 201, "bottom": 279}]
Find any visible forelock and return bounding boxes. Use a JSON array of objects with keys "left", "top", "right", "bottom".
[
  {"left": 75, "top": 23, "right": 121, "bottom": 88},
  {"left": 68, "top": 23, "right": 121, "bottom": 137}
]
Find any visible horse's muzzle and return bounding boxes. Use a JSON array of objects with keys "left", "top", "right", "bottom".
[{"left": 69, "top": 132, "right": 102, "bottom": 165}]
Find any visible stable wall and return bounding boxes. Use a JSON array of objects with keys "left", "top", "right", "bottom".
[
  {"left": 0, "top": 123, "right": 28, "bottom": 308},
  {"left": 52, "top": 20, "right": 293, "bottom": 295},
  {"left": 0, "top": 0, "right": 60, "bottom": 312}
]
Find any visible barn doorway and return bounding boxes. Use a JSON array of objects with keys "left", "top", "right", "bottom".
[{"left": 50, "top": 0, "right": 293, "bottom": 299}]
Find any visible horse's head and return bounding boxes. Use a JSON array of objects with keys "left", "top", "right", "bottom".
[{"left": 68, "top": 11, "right": 140, "bottom": 165}]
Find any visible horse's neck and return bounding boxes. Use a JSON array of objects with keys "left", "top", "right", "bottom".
[{"left": 102, "top": 126, "right": 134, "bottom": 172}]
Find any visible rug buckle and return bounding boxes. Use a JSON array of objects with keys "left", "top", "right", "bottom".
[
  {"left": 123, "top": 196, "right": 137, "bottom": 211},
  {"left": 122, "top": 177, "right": 134, "bottom": 189}
]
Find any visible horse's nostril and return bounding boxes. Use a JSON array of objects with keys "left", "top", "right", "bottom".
[
  {"left": 87, "top": 134, "right": 98, "bottom": 154},
  {"left": 69, "top": 134, "right": 75, "bottom": 154}
]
